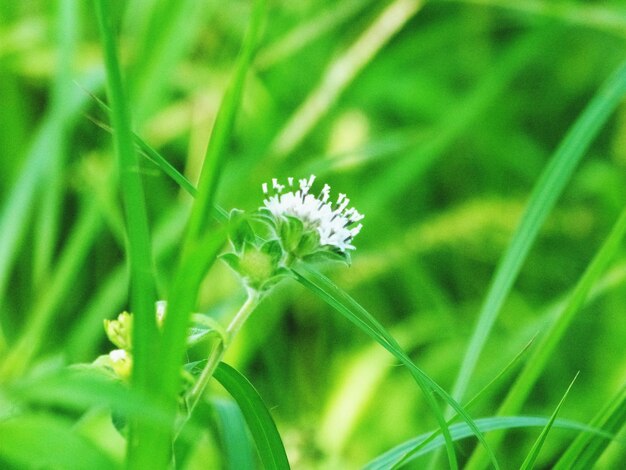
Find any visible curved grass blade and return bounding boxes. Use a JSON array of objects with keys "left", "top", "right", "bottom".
[
  {"left": 86, "top": 96, "right": 228, "bottom": 222},
  {"left": 364, "top": 415, "right": 613, "bottom": 470},
  {"left": 554, "top": 383, "right": 626, "bottom": 469},
  {"left": 212, "top": 397, "right": 257, "bottom": 470},
  {"left": 403, "top": 337, "right": 536, "bottom": 469},
  {"left": 0, "top": 413, "right": 119, "bottom": 470},
  {"left": 133, "top": 133, "right": 229, "bottom": 223},
  {"left": 291, "top": 262, "right": 500, "bottom": 469},
  {"left": 213, "top": 362, "right": 290, "bottom": 470},
  {"left": 450, "top": 58, "right": 626, "bottom": 409},
  {"left": 270, "top": 0, "right": 424, "bottom": 159},
  {"left": 159, "top": 0, "right": 266, "bottom": 406},
  {"left": 5, "top": 366, "right": 175, "bottom": 431},
  {"left": 519, "top": 373, "right": 578, "bottom": 470},
  {"left": 466, "top": 203, "right": 626, "bottom": 469}
]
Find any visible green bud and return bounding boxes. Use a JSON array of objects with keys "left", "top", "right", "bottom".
[
  {"left": 239, "top": 247, "right": 276, "bottom": 288},
  {"left": 221, "top": 239, "right": 288, "bottom": 292},
  {"left": 104, "top": 312, "right": 133, "bottom": 350}
]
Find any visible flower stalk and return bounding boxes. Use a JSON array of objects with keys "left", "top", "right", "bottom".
[{"left": 183, "top": 289, "right": 262, "bottom": 420}]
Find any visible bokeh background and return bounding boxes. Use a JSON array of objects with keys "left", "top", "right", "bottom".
[{"left": 1, "top": 0, "right": 626, "bottom": 467}]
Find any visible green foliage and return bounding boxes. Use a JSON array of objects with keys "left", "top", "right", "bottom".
[
  {"left": 213, "top": 363, "right": 291, "bottom": 470},
  {"left": 519, "top": 373, "right": 578, "bottom": 470},
  {"left": 1, "top": 0, "right": 626, "bottom": 468}
]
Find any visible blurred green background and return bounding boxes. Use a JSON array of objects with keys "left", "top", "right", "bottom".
[{"left": 1, "top": 0, "right": 626, "bottom": 467}]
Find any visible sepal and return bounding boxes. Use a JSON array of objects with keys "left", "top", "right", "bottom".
[{"left": 228, "top": 208, "right": 255, "bottom": 253}]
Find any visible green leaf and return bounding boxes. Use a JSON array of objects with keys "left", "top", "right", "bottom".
[
  {"left": 159, "top": 3, "right": 266, "bottom": 460},
  {"left": 251, "top": 211, "right": 277, "bottom": 228},
  {"left": 220, "top": 252, "right": 241, "bottom": 273},
  {"left": 466, "top": 202, "right": 626, "bottom": 468},
  {"left": 450, "top": 58, "right": 626, "bottom": 408},
  {"left": 402, "top": 337, "right": 536, "bottom": 468},
  {"left": 188, "top": 314, "right": 227, "bottom": 347},
  {"left": 7, "top": 366, "right": 174, "bottom": 430},
  {"left": 554, "top": 383, "right": 626, "bottom": 469},
  {"left": 213, "top": 362, "right": 290, "bottom": 470},
  {"left": 229, "top": 209, "right": 256, "bottom": 253},
  {"left": 0, "top": 413, "right": 119, "bottom": 470},
  {"left": 291, "top": 262, "right": 500, "bottom": 470},
  {"left": 520, "top": 373, "right": 579, "bottom": 470},
  {"left": 364, "top": 415, "right": 613, "bottom": 470},
  {"left": 93, "top": 0, "right": 160, "bottom": 465},
  {"left": 260, "top": 239, "right": 284, "bottom": 264},
  {"left": 212, "top": 397, "right": 257, "bottom": 470}
]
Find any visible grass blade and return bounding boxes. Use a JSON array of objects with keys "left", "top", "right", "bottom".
[
  {"left": 32, "top": 0, "right": 79, "bottom": 285},
  {"left": 86, "top": 94, "right": 229, "bottom": 221},
  {"left": 364, "top": 415, "right": 612, "bottom": 469},
  {"left": 212, "top": 398, "right": 257, "bottom": 470},
  {"left": 183, "top": 0, "right": 266, "bottom": 243},
  {"left": 157, "top": 0, "right": 266, "bottom": 463},
  {"left": 93, "top": 1, "right": 159, "bottom": 466},
  {"left": 0, "top": 74, "right": 99, "bottom": 350},
  {"left": 0, "top": 413, "right": 119, "bottom": 470},
  {"left": 519, "top": 373, "right": 579, "bottom": 470},
  {"left": 292, "top": 262, "right": 501, "bottom": 469},
  {"left": 271, "top": 0, "right": 424, "bottom": 158},
  {"left": 413, "top": 338, "right": 536, "bottom": 469},
  {"left": 133, "top": 133, "right": 228, "bottom": 222},
  {"left": 0, "top": 203, "right": 101, "bottom": 379},
  {"left": 554, "top": 383, "right": 626, "bottom": 469},
  {"left": 450, "top": 58, "right": 626, "bottom": 409},
  {"left": 466, "top": 203, "right": 626, "bottom": 469},
  {"left": 213, "top": 362, "right": 290, "bottom": 470}
]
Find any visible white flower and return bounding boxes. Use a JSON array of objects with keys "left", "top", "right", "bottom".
[
  {"left": 109, "top": 349, "right": 128, "bottom": 362},
  {"left": 108, "top": 348, "right": 132, "bottom": 379},
  {"left": 261, "top": 175, "right": 363, "bottom": 252}
]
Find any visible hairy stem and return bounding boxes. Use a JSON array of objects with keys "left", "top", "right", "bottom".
[{"left": 183, "top": 290, "right": 262, "bottom": 421}]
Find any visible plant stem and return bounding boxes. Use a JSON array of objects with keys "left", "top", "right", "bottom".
[{"left": 184, "top": 290, "right": 261, "bottom": 418}]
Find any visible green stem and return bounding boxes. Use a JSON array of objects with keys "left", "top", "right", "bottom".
[
  {"left": 226, "top": 289, "right": 262, "bottom": 338},
  {"left": 183, "top": 290, "right": 261, "bottom": 422}
]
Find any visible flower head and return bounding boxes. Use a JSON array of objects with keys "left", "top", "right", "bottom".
[
  {"left": 104, "top": 311, "right": 133, "bottom": 351},
  {"left": 108, "top": 349, "right": 132, "bottom": 379},
  {"left": 260, "top": 175, "right": 363, "bottom": 253}
]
